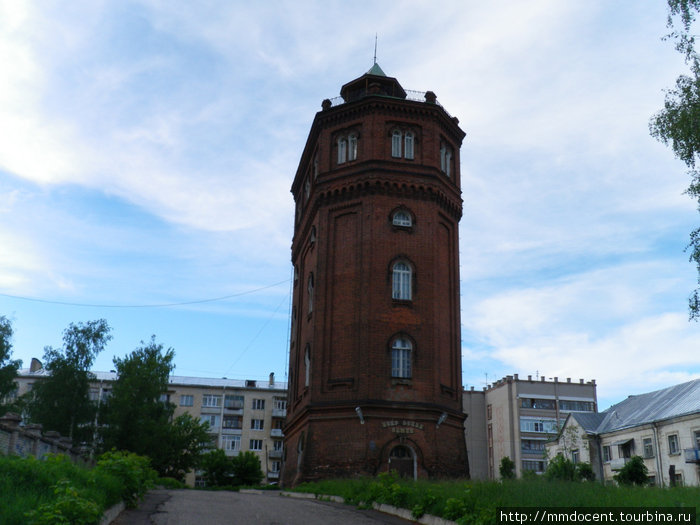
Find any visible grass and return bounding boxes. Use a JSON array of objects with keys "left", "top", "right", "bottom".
[{"left": 292, "top": 473, "right": 700, "bottom": 524}]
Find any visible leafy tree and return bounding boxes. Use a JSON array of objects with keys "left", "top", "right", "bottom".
[
  {"left": 232, "top": 451, "right": 264, "bottom": 486},
  {"left": 200, "top": 449, "right": 235, "bottom": 487},
  {"left": 27, "top": 319, "right": 111, "bottom": 443},
  {"left": 613, "top": 456, "right": 649, "bottom": 486},
  {"left": 499, "top": 456, "right": 516, "bottom": 480},
  {"left": 0, "top": 316, "right": 21, "bottom": 412},
  {"left": 544, "top": 454, "right": 576, "bottom": 482},
  {"left": 650, "top": 0, "right": 700, "bottom": 318},
  {"left": 100, "top": 337, "right": 210, "bottom": 480}
]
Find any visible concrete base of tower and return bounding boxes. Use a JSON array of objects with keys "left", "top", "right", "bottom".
[{"left": 281, "top": 406, "right": 470, "bottom": 487}]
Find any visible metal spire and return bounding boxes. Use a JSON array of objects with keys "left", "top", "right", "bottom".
[{"left": 373, "top": 34, "right": 377, "bottom": 65}]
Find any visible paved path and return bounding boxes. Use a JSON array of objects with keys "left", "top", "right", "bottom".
[{"left": 112, "top": 489, "right": 414, "bottom": 525}]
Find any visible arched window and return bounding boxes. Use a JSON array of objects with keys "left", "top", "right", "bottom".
[
  {"left": 304, "top": 178, "right": 311, "bottom": 201},
  {"left": 307, "top": 273, "right": 314, "bottom": 313},
  {"left": 392, "top": 209, "right": 412, "bottom": 227},
  {"left": 392, "top": 261, "right": 412, "bottom": 301},
  {"left": 304, "top": 344, "right": 311, "bottom": 387},
  {"left": 391, "top": 337, "right": 412, "bottom": 378},
  {"left": 392, "top": 130, "right": 402, "bottom": 158},
  {"left": 440, "top": 142, "right": 453, "bottom": 177},
  {"left": 309, "top": 225, "right": 316, "bottom": 244},
  {"left": 348, "top": 133, "right": 358, "bottom": 161},
  {"left": 337, "top": 137, "right": 347, "bottom": 164},
  {"left": 404, "top": 131, "right": 414, "bottom": 160}
]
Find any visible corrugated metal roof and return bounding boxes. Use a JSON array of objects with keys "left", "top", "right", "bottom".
[
  {"left": 596, "top": 378, "right": 700, "bottom": 433},
  {"left": 571, "top": 412, "right": 606, "bottom": 433}
]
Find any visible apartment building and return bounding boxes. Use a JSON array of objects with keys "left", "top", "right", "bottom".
[
  {"left": 463, "top": 374, "right": 598, "bottom": 479},
  {"left": 547, "top": 378, "right": 700, "bottom": 486},
  {"left": 12, "top": 364, "right": 287, "bottom": 486}
]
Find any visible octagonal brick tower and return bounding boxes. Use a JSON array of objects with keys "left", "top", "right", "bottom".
[{"left": 283, "top": 64, "right": 468, "bottom": 485}]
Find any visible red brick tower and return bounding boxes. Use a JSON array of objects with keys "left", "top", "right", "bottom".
[{"left": 283, "top": 64, "right": 468, "bottom": 485}]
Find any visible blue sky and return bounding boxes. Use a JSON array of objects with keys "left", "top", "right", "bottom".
[{"left": 1, "top": 0, "right": 698, "bottom": 410}]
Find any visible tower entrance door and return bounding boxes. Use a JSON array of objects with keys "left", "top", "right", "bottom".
[{"left": 388, "top": 445, "right": 416, "bottom": 480}]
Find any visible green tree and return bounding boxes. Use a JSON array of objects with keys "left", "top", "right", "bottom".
[
  {"left": 27, "top": 319, "right": 111, "bottom": 443},
  {"left": 0, "top": 316, "right": 21, "bottom": 412},
  {"left": 499, "top": 456, "right": 516, "bottom": 480},
  {"left": 613, "top": 456, "right": 649, "bottom": 486},
  {"left": 200, "top": 449, "right": 235, "bottom": 487},
  {"left": 232, "top": 451, "right": 264, "bottom": 486},
  {"left": 544, "top": 454, "right": 576, "bottom": 482},
  {"left": 650, "top": 0, "right": 700, "bottom": 318},
  {"left": 100, "top": 337, "right": 210, "bottom": 480}
]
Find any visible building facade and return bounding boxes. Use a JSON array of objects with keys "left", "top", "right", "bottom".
[
  {"left": 284, "top": 64, "right": 469, "bottom": 485},
  {"left": 547, "top": 379, "right": 700, "bottom": 486},
  {"left": 11, "top": 366, "right": 287, "bottom": 486},
  {"left": 464, "top": 374, "right": 598, "bottom": 479}
]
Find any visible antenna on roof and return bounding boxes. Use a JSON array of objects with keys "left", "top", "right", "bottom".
[{"left": 373, "top": 33, "right": 378, "bottom": 65}]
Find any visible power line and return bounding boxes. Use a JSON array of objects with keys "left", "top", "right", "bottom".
[{"left": 0, "top": 279, "right": 290, "bottom": 309}]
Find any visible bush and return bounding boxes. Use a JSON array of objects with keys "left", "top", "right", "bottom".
[
  {"left": 200, "top": 449, "right": 234, "bottom": 487},
  {"left": 26, "top": 480, "right": 102, "bottom": 525},
  {"left": 576, "top": 462, "right": 595, "bottom": 481},
  {"left": 232, "top": 451, "right": 264, "bottom": 486},
  {"left": 545, "top": 454, "right": 576, "bottom": 482},
  {"left": 613, "top": 456, "right": 649, "bottom": 486},
  {"left": 94, "top": 450, "right": 156, "bottom": 507},
  {"left": 499, "top": 456, "right": 515, "bottom": 480}
]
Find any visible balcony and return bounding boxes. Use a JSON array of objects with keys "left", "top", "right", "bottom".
[
  {"left": 267, "top": 471, "right": 280, "bottom": 480},
  {"left": 271, "top": 429, "right": 284, "bottom": 438},
  {"left": 684, "top": 448, "right": 700, "bottom": 463},
  {"left": 272, "top": 408, "right": 287, "bottom": 418},
  {"left": 269, "top": 449, "right": 283, "bottom": 459},
  {"left": 609, "top": 458, "right": 629, "bottom": 471}
]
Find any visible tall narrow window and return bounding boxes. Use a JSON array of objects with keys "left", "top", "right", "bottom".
[
  {"left": 348, "top": 133, "right": 357, "bottom": 161},
  {"left": 337, "top": 137, "right": 347, "bottom": 164},
  {"left": 440, "top": 142, "right": 453, "bottom": 177},
  {"left": 392, "top": 261, "right": 412, "bottom": 300},
  {"left": 391, "top": 337, "right": 412, "bottom": 378},
  {"left": 404, "top": 131, "right": 414, "bottom": 159},
  {"left": 304, "top": 344, "right": 311, "bottom": 387},
  {"left": 307, "top": 273, "right": 314, "bottom": 313},
  {"left": 392, "top": 130, "right": 402, "bottom": 157}
]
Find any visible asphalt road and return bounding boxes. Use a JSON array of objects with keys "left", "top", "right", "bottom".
[{"left": 112, "top": 489, "right": 415, "bottom": 525}]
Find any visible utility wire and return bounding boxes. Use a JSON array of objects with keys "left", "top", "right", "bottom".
[{"left": 0, "top": 279, "right": 290, "bottom": 309}]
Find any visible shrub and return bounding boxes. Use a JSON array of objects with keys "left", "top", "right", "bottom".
[
  {"left": 26, "top": 480, "right": 102, "bottom": 525},
  {"left": 232, "top": 451, "right": 264, "bottom": 486},
  {"left": 613, "top": 456, "right": 649, "bottom": 486},
  {"left": 499, "top": 456, "right": 515, "bottom": 480},
  {"left": 576, "top": 462, "right": 595, "bottom": 481},
  {"left": 94, "top": 450, "right": 156, "bottom": 507},
  {"left": 200, "top": 449, "right": 235, "bottom": 487},
  {"left": 545, "top": 454, "right": 576, "bottom": 481}
]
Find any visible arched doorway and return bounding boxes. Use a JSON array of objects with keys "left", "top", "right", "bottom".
[{"left": 388, "top": 445, "right": 416, "bottom": 480}]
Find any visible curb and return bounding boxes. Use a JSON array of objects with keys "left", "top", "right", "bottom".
[
  {"left": 101, "top": 501, "right": 125, "bottom": 525},
  {"left": 279, "top": 491, "right": 457, "bottom": 524}
]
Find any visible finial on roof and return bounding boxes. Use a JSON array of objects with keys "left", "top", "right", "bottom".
[{"left": 374, "top": 33, "right": 377, "bottom": 65}]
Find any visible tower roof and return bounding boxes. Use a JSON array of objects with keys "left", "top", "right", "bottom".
[{"left": 339, "top": 63, "right": 406, "bottom": 103}]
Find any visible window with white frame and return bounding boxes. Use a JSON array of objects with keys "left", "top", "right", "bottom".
[
  {"left": 224, "top": 394, "right": 244, "bottom": 409},
  {"left": 274, "top": 397, "right": 287, "bottom": 411},
  {"left": 391, "top": 337, "right": 412, "bottom": 379},
  {"left": 643, "top": 437, "right": 654, "bottom": 458},
  {"left": 273, "top": 440, "right": 283, "bottom": 451},
  {"left": 558, "top": 400, "right": 595, "bottom": 412},
  {"left": 200, "top": 414, "right": 220, "bottom": 429},
  {"left": 222, "top": 435, "right": 240, "bottom": 453},
  {"left": 348, "top": 133, "right": 357, "bottom": 161},
  {"left": 180, "top": 395, "right": 194, "bottom": 407},
  {"left": 392, "top": 261, "right": 412, "bottom": 301},
  {"left": 392, "top": 209, "right": 412, "bottom": 227},
  {"left": 668, "top": 434, "right": 680, "bottom": 455},
  {"left": 522, "top": 460, "right": 546, "bottom": 473},
  {"left": 249, "top": 439, "right": 263, "bottom": 451},
  {"left": 251, "top": 419, "right": 264, "bottom": 431},
  {"left": 404, "top": 131, "right": 415, "bottom": 159},
  {"left": 392, "top": 130, "right": 402, "bottom": 157},
  {"left": 571, "top": 450, "right": 580, "bottom": 464},
  {"left": 337, "top": 137, "right": 347, "bottom": 164},
  {"left": 603, "top": 445, "right": 612, "bottom": 462},
  {"left": 694, "top": 429, "right": 700, "bottom": 449},
  {"left": 252, "top": 399, "right": 265, "bottom": 410},
  {"left": 521, "top": 439, "right": 546, "bottom": 453},
  {"left": 519, "top": 417, "right": 562, "bottom": 434},
  {"left": 270, "top": 460, "right": 281, "bottom": 472},
  {"left": 202, "top": 394, "right": 221, "bottom": 408},
  {"left": 440, "top": 142, "right": 453, "bottom": 177}
]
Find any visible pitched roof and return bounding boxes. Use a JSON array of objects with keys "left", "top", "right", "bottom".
[
  {"left": 570, "top": 412, "right": 606, "bottom": 433},
  {"left": 367, "top": 62, "right": 386, "bottom": 76},
  {"left": 596, "top": 378, "right": 700, "bottom": 433}
]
